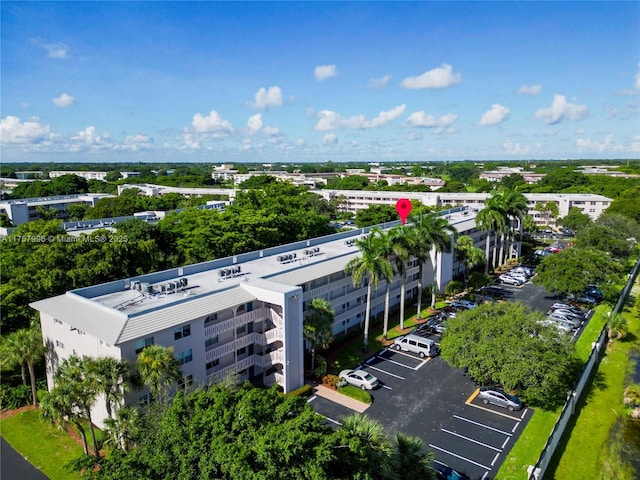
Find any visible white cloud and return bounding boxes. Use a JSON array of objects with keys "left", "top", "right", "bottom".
[
  {"left": 534, "top": 95, "right": 588, "bottom": 124},
  {"left": 52, "top": 93, "right": 75, "bottom": 108},
  {"left": 576, "top": 134, "right": 613, "bottom": 153},
  {"left": 296, "top": 138, "right": 306, "bottom": 146},
  {"left": 31, "top": 38, "right": 68, "bottom": 58},
  {"left": 248, "top": 86, "right": 283, "bottom": 110},
  {"left": 406, "top": 111, "right": 458, "bottom": 133},
  {"left": 247, "top": 114, "right": 262, "bottom": 134},
  {"left": 367, "top": 74, "right": 392, "bottom": 89},
  {"left": 407, "top": 132, "right": 423, "bottom": 141},
  {"left": 191, "top": 110, "right": 234, "bottom": 137},
  {"left": 400, "top": 64, "right": 461, "bottom": 89},
  {"left": 322, "top": 133, "right": 338, "bottom": 145},
  {"left": 0, "top": 116, "right": 51, "bottom": 144},
  {"left": 314, "top": 104, "right": 406, "bottom": 131},
  {"left": 518, "top": 85, "right": 541, "bottom": 96},
  {"left": 479, "top": 104, "right": 510, "bottom": 126},
  {"left": 503, "top": 140, "right": 535, "bottom": 156},
  {"left": 263, "top": 126, "right": 280, "bottom": 135},
  {"left": 314, "top": 64, "right": 338, "bottom": 81},
  {"left": 117, "top": 134, "right": 153, "bottom": 151}
]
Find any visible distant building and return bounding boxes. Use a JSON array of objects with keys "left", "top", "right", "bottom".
[
  {"left": 0, "top": 193, "right": 115, "bottom": 225},
  {"left": 15, "top": 171, "right": 45, "bottom": 179},
  {"left": 49, "top": 171, "right": 108, "bottom": 181},
  {"left": 119, "top": 172, "right": 141, "bottom": 179},
  {"left": 479, "top": 167, "right": 545, "bottom": 184}
]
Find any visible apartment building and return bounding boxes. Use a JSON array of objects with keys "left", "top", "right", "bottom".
[
  {"left": 315, "top": 190, "right": 611, "bottom": 227},
  {"left": 31, "top": 207, "right": 490, "bottom": 428},
  {"left": 0, "top": 193, "right": 115, "bottom": 225},
  {"left": 49, "top": 171, "right": 109, "bottom": 181}
]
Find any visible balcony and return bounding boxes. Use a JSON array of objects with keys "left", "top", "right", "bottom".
[{"left": 258, "top": 349, "right": 284, "bottom": 368}]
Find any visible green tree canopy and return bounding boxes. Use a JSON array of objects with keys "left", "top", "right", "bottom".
[
  {"left": 355, "top": 204, "right": 399, "bottom": 227},
  {"left": 533, "top": 247, "right": 623, "bottom": 297},
  {"left": 558, "top": 207, "right": 592, "bottom": 233},
  {"left": 440, "top": 301, "right": 578, "bottom": 408}
]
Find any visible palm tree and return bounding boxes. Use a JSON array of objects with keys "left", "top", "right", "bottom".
[
  {"left": 86, "top": 357, "right": 132, "bottom": 419},
  {"left": 378, "top": 227, "right": 410, "bottom": 337},
  {"left": 339, "top": 413, "right": 393, "bottom": 471},
  {"left": 388, "top": 227, "right": 412, "bottom": 330},
  {"left": 411, "top": 212, "right": 456, "bottom": 309},
  {"left": 135, "top": 344, "right": 182, "bottom": 400},
  {"left": 476, "top": 195, "right": 507, "bottom": 274},
  {"left": 55, "top": 355, "right": 101, "bottom": 457},
  {"left": 1, "top": 322, "right": 46, "bottom": 406},
  {"left": 345, "top": 228, "right": 392, "bottom": 352},
  {"left": 455, "top": 235, "right": 485, "bottom": 290},
  {"left": 40, "top": 385, "right": 91, "bottom": 456},
  {"left": 103, "top": 406, "right": 140, "bottom": 452},
  {"left": 385, "top": 432, "right": 436, "bottom": 480},
  {"left": 303, "top": 298, "right": 334, "bottom": 372},
  {"left": 607, "top": 313, "right": 628, "bottom": 340},
  {"left": 500, "top": 189, "right": 528, "bottom": 262}
]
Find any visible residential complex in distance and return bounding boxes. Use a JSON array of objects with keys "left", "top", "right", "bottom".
[
  {"left": 0, "top": 193, "right": 114, "bottom": 225},
  {"left": 31, "top": 206, "right": 491, "bottom": 428}
]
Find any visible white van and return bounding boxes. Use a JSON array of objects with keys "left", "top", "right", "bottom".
[{"left": 392, "top": 334, "right": 439, "bottom": 358}]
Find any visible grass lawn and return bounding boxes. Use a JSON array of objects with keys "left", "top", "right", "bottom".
[
  {"left": 338, "top": 384, "right": 372, "bottom": 404},
  {"left": 496, "top": 303, "right": 615, "bottom": 479},
  {"left": 0, "top": 408, "right": 83, "bottom": 480},
  {"left": 548, "top": 296, "right": 640, "bottom": 479}
]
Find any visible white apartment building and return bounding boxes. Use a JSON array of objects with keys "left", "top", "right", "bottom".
[
  {"left": 315, "top": 190, "right": 611, "bottom": 227},
  {"left": 118, "top": 183, "right": 237, "bottom": 199},
  {"left": 31, "top": 207, "right": 490, "bottom": 428},
  {"left": 0, "top": 193, "right": 115, "bottom": 225},
  {"left": 49, "top": 171, "right": 109, "bottom": 181}
]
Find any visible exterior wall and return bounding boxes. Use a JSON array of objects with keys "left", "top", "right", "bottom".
[
  {"left": 49, "top": 171, "right": 108, "bottom": 181},
  {"left": 0, "top": 194, "right": 114, "bottom": 225}
]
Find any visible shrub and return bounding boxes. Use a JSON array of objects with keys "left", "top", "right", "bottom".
[
  {"left": 322, "top": 374, "right": 340, "bottom": 389},
  {"left": 0, "top": 383, "right": 32, "bottom": 410},
  {"left": 287, "top": 384, "right": 313, "bottom": 397},
  {"left": 313, "top": 354, "right": 327, "bottom": 378},
  {"left": 469, "top": 272, "right": 492, "bottom": 290},
  {"left": 445, "top": 280, "right": 464, "bottom": 297}
]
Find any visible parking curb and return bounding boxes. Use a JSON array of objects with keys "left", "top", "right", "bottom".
[{"left": 313, "top": 384, "right": 370, "bottom": 413}]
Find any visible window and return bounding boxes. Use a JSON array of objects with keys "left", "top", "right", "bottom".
[
  {"left": 204, "top": 313, "right": 217, "bottom": 326},
  {"left": 205, "top": 335, "right": 219, "bottom": 348},
  {"left": 135, "top": 337, "right": 154, "bottom": 354},
  {"left": 174, "top": 325, "right": 191, "bottom": 340},
  {"left": 589, "top": 209, "right": 595, "bottom": 213},
  {"left": 246, "top": 302, "right": 253, "bottom": 312},
  {"left": 206, "top": 359, "right": 219, "bottom": 370},
  {"left": 100, "top": 339, "right": 111, "bottom": 347},
  {"left": 54, "top": 318, "right": 63, "bottom": 325},
  {"left": 56, "top": 340, "right": 65, "bottom": 349},
  {"left": 236, "top": 324, "right": 246, "bottom": 335},
  {"left": 176, "top": 349, "right": 193, "bottom": 365},
  {"left": 237, "top": 304, "right": 245, "bottom": 313},
  {"left": 237, "top": 347, "right": 247, "bottom": 356}
]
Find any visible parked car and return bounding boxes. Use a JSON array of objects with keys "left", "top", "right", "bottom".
[
  {"left": 511, "top": 266, "right": 534, "bottom": 277},
  {"left": 548, "top": 312, "right": 581, "bottom": 328},
  {"left": 339, "top": 369, "right": 379, "bottom": 390},
  {"left": 542, "top": 319, "right": 575, "bottom": 333},
  {"left": 572, "top": 293, "right": 597, "bottom": 305},
  {"left": 551, "top": 303, "right": 583, "bottom": 315},
  {"left": 478, "top": 387, "right": 523, "bottom": 411},
  {"left": 393, "top": 334, "right": 439, "bottom": 358},
  {"left": 584, "top": 286, "right": 603, "bottom": 301},
  {"left": 506, "top": 272, "right": 528, "bottom": 283},
  {"left": 421, "top": 317, "right": 446, "bottom": 334},
  {"left": 498, "top": 274, "right": 522, "bottom": 286},
  {"left": 551, "top": 308, "right": 584, "bottom": 321},
  {"left": 449, "top": 299, "right": 477, "bottom": 310},
  {"left": 434, "top": 462, "right": 470, "bottom": 480}
]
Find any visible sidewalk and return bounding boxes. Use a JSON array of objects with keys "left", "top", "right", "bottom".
[{"left": 312, "top": 383, "right": 370, "bottom": 413}]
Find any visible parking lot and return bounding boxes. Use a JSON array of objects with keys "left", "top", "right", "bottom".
[{"left": 308, "top": 278, "right": 590, "bottom": 479}]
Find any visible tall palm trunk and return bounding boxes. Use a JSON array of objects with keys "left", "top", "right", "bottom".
[
  {"left": 399, "top": 271, "right": 406, "bottom": 330},
  {"left": 484, "top": 233, "right": 491, "bottom": 275},
  {"left": 86, "top": 411, "right": 100, "bottom": 457},
  {"left": 363, "top": 282, "right": 372, "bottom": 352},
  {"left": 498, "top": 232, "right": 505, "bottom": 267},
  {"left": 27, "top": 361, "right": 38, "bottom": 406},
  {"left": 20, "top": 363, "right": 27, "bottom": 386},
  {"left": 382, "top": 283, "right": 391, "bottom": 340},
  {"left": 416, "top": 263, "right": 424, "bottom": 318},
  {"left": 430, "top": 249, "right": 438, "bottom": 309},
  {"left": 74, "top": 421, "right": 90, "bottom": 456}
]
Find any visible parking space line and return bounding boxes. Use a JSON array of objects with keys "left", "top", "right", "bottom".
[
  {"left": 441, "top": 429, "right": 502, "bottom": 452},
  {"left": 520, "top": 408, "right": 528, "bottom": 420},
  {"left": 465, "top": 389, "right": 525, "bottom": 421},
  {"left": 413, "top": 358, "right": 431, "bottom": 370},
  {"left": 307, "top": 395, "right": 317, "bottom": 403},
  {"left": 501, "top": 437, "right": 510, "bottom": 449},
  {"left": 512, "top": 423, "right": 519, "bottom": 433},
  {"left": 428, "top": 444, "right": 492, "bottom": 470},
  {"left": 490, "top": 452, "right": 500, "bottom": 466},
  {"left": 466, "top": 388, "right": 480, "bottom": 404},
  {"left": 453, "top": 415, "right": 513, "bottom": 436},
  {"left": 374, "top": 354, "right": 418, "bottom": 370},
  {"left": 366, "top": 365, "right": 405, "bottom": 380},
  {"left": 320, "top": 415, "right": 342, "bottom": 426},
  {"left": 481, "top": 471, "right": 489, "bottom": 480},
  {"left": 381, "top": 385, "right": 392, "bottom": 390}
]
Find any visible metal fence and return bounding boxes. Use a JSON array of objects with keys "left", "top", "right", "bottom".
[{"left": 527, "top": 255, "right": 640, "bottom": 480}]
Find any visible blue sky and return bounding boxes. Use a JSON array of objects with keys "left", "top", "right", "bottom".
[{"left": 1, "top": 1, "right": 639, "bottom": 164}]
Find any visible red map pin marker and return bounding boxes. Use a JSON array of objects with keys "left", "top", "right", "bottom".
[{"left": 395, "top": 198, "right": 412, "bottom": 225}]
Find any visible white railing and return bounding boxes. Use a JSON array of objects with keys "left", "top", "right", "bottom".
[
  {"left": 205, "top": 342, "right": 236, "bottom": 361},
  {"left": 268, "top": 309, "right": 284, "bottom": 328},
  {"left": 204, "top": 317, "right": 234, "bottom": 337}
]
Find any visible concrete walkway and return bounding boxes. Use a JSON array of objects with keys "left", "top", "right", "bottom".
[{"left": 312, "top": 384, "right": 370, "bottom": 413}]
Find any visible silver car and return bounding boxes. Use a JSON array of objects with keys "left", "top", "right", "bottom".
[
  {"left": 339, "top": 369, "right": 379, "bottom": 390},
  {"left": 478, "top": 387, "right": 523, "bottom": 411}
]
